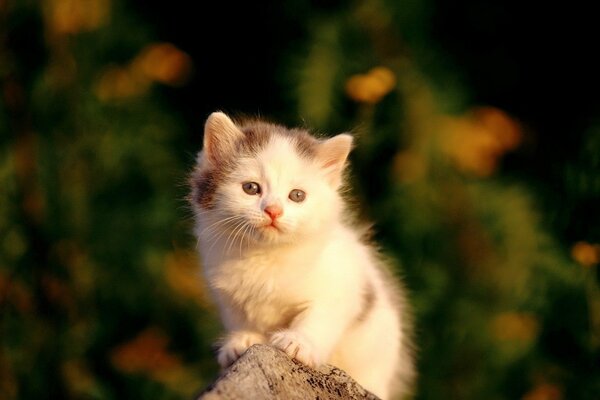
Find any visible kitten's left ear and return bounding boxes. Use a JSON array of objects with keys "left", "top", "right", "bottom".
[{"left": 317, "top": 134, "right": 353, "bottom": 188}]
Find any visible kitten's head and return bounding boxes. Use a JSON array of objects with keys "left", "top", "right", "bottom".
[{"left": 190, "top": 112, "right": 352, "bottom": 247}]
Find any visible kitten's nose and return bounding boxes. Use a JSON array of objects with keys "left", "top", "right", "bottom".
[{"left": 264, "top": 205, "right": 283, "bottom": 221}]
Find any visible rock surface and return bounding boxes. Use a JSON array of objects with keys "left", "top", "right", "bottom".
[{"left": 197, "top": 344, "right": 379, "bottom": 400}]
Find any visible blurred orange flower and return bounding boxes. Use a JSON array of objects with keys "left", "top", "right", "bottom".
[
  {"left": 110, "top": 328, "right": 181, "bottom": 376},
  {"left": 491, "top": 312, "right": 539, "bottom": 342},
  {"left": 95, "top": 43, "right": 192, "bottom": 102},
  {"left": 131, "top": 43, "right": 193, "bottom": 87},
  {"left": 95, "top": 65, "right": 149, "bottom": 101},
  {"left": 522, "top": 383, "right": 562, "bottom": 400},
  {"left": 109, "top": 328, "right": 200, "bottom": 393},
  {"left": 440, "top": 106, "right": 522, "bottom": 177},
  {"left": 571, "top": 241, "right": 600, "bottom": 267},
  {"left": 345, "top": 66, "right": 396, "bottom": 104},
  {"left": 46, "top": 0, "right": 110, "bottom": 34}
]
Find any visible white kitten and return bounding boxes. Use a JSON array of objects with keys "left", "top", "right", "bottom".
[{"left": 190, "top": 112, "right": 415, "bottom": 399}]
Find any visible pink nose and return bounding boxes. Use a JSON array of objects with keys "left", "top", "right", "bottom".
[{"left": 264, "top": 205, "right": 283, "bottom": 221}]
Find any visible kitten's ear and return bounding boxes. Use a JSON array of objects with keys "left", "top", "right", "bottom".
[
  {"left": 317, "top": 134, "right": 353, "bottom": 188},
  {"left": 203, "top": 112, "right": 245, "bottom": 165}
]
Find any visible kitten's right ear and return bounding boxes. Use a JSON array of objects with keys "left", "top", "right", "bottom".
[
  {"left": 317, "top": 133, "right": 353, "bottom": 188},
  {"left": 203, "top": 112, "right": 245, "bottom": 165}
]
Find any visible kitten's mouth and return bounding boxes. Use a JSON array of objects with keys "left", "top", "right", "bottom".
[{"left": 263, "top": 221, "right": 281, "bottom": 232}]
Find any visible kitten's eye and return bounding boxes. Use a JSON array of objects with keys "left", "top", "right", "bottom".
[
  {"left": 289, "top": 189, "right": 306, "bottom": 203},
  {"left": 242, "top": 182, "right": 261, "bottom": 195}
]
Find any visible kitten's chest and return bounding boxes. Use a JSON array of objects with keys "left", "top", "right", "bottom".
[{"left": 208, "top": 252, "right": 313, "bottom": 331}]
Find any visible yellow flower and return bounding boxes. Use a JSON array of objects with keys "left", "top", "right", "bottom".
[
  {"left": 95, "top": 43, "right": 192, "bottom": 102},
  {"left": 440, "top": 106, "right": 522, "bottom": 177},
  {"left": 490, "top": 312, "right": 539, "bottom": 342},
  {"left": 571, "top": 241, "right": 600, "bottom": 267},
  {"left": 94, "top": 65, "right": 149, "bottom": 101},
  {"left": 345, "top": 66, "right": 396, "bottom": 104},
  {"left": 131, "top": 43, "right": 193, "bottom": 87},
  {"left": 46, "top": 0, "right": 110, "bottom": 35}
]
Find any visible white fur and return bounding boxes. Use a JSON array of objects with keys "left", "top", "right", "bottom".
[{"left": 193, "top": 121, "right": 414, "bottom": 399}]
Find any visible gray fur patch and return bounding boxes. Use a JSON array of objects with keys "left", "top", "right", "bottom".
[{"left": 355, "top": 280, "right": 376, "bottom": 324}]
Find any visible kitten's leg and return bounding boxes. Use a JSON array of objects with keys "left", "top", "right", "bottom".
[
  {"left": 214, "top": 296, "right": 265, "bottom": 368},
  {"left": 217, "top": 330, "right": 266, "bottom": 368},
  {"left": 269, "top": 329, "right": 321, "bottom": 368},
  {"left": 269, "top": 298, "right": 356, "bottom": 368}
]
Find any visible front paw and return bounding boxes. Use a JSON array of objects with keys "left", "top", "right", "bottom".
[
  {"left": 269, "top": 330, "right": 321, "bottom": 368},
  {"left": 217, "top": 330, "right": 266, "bottom": 368}
]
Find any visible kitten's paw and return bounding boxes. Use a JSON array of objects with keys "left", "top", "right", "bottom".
[
  {"left": 269, "top": 330, "right": 321, "bottom": 368},
  {"left": 217, "top": 330, "right": 266, "bottom": 368}
]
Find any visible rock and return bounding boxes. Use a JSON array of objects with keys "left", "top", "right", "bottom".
[{"left": 196, "top": 344, "right": 379, "bottom": 400}]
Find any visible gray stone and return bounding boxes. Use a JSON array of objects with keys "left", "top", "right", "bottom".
[{"left": 197, "top": 344, "right": 379, "bottom": 400}]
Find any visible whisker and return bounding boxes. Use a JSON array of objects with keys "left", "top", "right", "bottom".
[
  {"left": 206, "top": 217, "right": 245, "bottom": 255},
  {"left": 229, "top": 220, "right": 250, "bottom": 256},
  {"left": 238, "top": 223, "right": 252, "bottom": 258},
  {"left": 200, "top": 215, "right": 244, "bottom": 236},
  {"left": 223, "top": 219, "right": 248, "bottom": 256},
  {"left": 232, "top": 223, "right": 247, "bottom": 258}
]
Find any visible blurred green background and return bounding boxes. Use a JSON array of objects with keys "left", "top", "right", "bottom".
[{"left": 1, "top": 0, "right": 599, "bottom": 399}]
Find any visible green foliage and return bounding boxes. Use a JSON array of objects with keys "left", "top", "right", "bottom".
[
  {"left": 292, "top": 2, "right": 599, "bottom": 399},
  {"left": 1, "top": 1, "right": 217, "bottom": 399}
]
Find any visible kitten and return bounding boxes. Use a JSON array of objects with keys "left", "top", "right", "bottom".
[{"left": 190, "top": 112, "right": 415, "bottom": 399}]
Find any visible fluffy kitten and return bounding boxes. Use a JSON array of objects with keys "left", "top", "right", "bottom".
[{"left": 190, "top": 112, "right": 415, "bottom": 399}]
